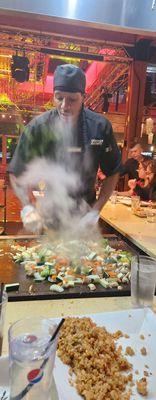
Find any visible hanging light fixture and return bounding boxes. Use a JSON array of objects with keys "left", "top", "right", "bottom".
[{"left": 145, "top": 117, "right": 154, "bottom": 145}]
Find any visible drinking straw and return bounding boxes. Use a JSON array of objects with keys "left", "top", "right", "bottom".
[
  {"left": 0, "top": 390, "right": 7, "bottom": 400},
  {"left": 40, "top": 317, "right": 65, "bottom": 368},
  {"left": 10, "top": 318, "right": 65, "bottom": 400},
  {"left": 0, "top": 283, "right": 4, "bottom": 318},
  {"left": 0, "top": 283, "right": 4, "bottom": 303},
  {"left": 0, "top": 390, "right": 8, "bottom": 400}
]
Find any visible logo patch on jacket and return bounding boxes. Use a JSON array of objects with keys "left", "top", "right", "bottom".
[
  {"left": 91, "top": 139, "right": 103, "bottom": 145},
  {"left": 67, "top": 147, "right": 82, "bottom": 153}
]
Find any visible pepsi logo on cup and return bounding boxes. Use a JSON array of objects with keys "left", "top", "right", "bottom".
[{"left": 27, "top": 369, "right": 44, "bottom": 384}]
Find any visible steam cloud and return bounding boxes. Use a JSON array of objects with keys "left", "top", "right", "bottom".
[{"left": 18, "top": 157, "right": 89, "bottom": 232}]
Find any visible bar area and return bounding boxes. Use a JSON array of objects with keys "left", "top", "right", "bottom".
[{"left": 0, "top": 1, "right": 156, "bottom": 399}]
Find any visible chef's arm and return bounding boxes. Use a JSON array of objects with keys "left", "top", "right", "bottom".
[
  {"left": 9, "top": 173, "right": 30, "bottom": 205},
  {"left": 77, "top": 173, "right": 119, "bottom": 229},
  {"left": 9, "top": 173, "right": 43, "bottom": 233},
  {"left": 93, "top": 172, "right": 119, "bottom": 212}
]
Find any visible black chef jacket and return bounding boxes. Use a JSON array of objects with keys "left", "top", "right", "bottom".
[{"left": 8, "top": 108, "right": 121, "bottom": 205}]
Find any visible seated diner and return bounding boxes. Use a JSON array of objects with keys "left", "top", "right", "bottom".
[{"left": 118, "top": 158, "right": 156, "bottom": 201}]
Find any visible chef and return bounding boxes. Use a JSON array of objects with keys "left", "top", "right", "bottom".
[{"left": 9, "top": 64, "right": 121, "bottom": 230}]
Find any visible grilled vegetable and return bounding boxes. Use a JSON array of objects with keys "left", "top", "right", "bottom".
[
  {"left": 12, "top": 238, "right": 132, "bottom": 292},
  {"left": 50, "top": 284, "right": 64, "bottom": 293}
]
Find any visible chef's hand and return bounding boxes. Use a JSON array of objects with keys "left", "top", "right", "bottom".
[
  {"left": 20, "top": 205, "right": 43, "bottom": 233},
  {"left": 77, "top": 209, "right": 99, "bottom": 230}
]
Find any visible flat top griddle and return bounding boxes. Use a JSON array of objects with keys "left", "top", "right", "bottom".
[{"left": 0, "top": 235, "right": 137, "bottom": 301}]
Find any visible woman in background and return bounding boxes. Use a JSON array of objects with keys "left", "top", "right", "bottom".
[
  {"left": 134, "top": 160, "right": 156, "bottom": 201},
  {"left": 118, "top": 158, "right": 151, "bottom": 198}
]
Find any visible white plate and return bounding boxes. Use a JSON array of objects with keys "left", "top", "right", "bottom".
[
  {"left": 117, "top": 197, "right": 131, "bottom": 206},
  {"left": 117, "top": 197, "right": 151, "bottom": 208},
  {"left": 141, "top": 201, "right": 149, "bottom": 207},
  {"left": 1, "top": 308, "right": 156, "bottom": 399}
]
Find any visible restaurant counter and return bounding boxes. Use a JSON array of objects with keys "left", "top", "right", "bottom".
[
  {"left": 100, "top": 202, "right": 156, "bottom": 259},
  {"left": 3, "top": 296, "right": 156, "bottom": 356}
]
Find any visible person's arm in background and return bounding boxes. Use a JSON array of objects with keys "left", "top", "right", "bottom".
[{"left": 117, "top": 179, "right": 136, "bottom": 197}]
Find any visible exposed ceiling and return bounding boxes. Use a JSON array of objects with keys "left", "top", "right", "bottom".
[
  {"left": 0, "top": 28, "right": 131, "bottom": 113},
  {"left": 0, "top": 5, "right": 155, "bottom": 115}
]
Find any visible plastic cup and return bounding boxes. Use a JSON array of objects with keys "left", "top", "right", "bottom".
[
  {"left": 111, "top": 190, "right": 118, "bottom": 204},
  {"left": 131, "top": 196, "right": 140, "bottom": 213},
  {"left": 146, "top": 208, "right": 155, "bottom": 223},
  {"left": 8, "top": 316, "right": 58, "bottom": 400},
  {"left": 131, "top": 256, "right": 156, "bottom": 309},
  {"left": 0, "top": 291, "right": 7, "bottom": 356}
]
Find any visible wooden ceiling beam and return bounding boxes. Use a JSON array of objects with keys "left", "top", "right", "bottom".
[{"left": 0, "top": 11, "right": 138, "bottom": 47}]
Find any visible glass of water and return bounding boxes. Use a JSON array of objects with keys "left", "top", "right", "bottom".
[
  {"left": 131, "top": 196, "right": 140, "bottom": 213},
  {"left": 0, "top": 290, "right": 7, "bottom": 356},
  {"left": 131, "top": 256, "right": 156, "bottom": 309},
  {"left": 110, "top": 190, "right": 118, "bottom": 204},
  {"left": 146, "top": 204, "right": 155, "bottom": 223},
  {"left": 8, "top": 317, "right": 58, "bottom": 400}
]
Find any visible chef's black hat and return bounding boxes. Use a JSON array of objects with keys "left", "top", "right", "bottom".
[{"left": 54, "top": 64, "right": 86, "bottom": 93}]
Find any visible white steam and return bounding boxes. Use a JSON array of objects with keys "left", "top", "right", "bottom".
[{"left": 18, "top": 157, "right": 89, "bottom": 232}]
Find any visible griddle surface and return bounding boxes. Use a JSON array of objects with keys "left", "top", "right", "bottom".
[{"left": 0, "top": 236, "right": 136, "bottom": 301}]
